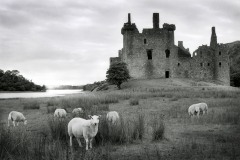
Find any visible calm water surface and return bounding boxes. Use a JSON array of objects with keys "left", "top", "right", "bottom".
[{"left": 0, "top": 90, "right": 83, "bottom": 99}]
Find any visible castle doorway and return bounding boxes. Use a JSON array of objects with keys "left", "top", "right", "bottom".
[{"left": 165, "top": 71, "right": 170, "bottom": 78}]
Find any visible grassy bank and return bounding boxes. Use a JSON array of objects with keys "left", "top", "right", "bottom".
[{"left": 0, "top": 81, "right": 240, "bottom": 159}]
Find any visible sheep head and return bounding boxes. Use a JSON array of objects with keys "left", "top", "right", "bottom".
[{"left": 88, "top": 115, "right": 101, "bottom": 126}]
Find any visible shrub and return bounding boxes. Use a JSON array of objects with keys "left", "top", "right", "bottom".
[{"left": 129, "top": 98, "right": 139, "bottom": 106}]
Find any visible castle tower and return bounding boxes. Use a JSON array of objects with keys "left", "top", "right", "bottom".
[
  {"left": 210, "top": 27, "right": 217, "bottom": 48},
  {"left": 121, "top": 13, "right": 139, "bottom": 61},
  {"left": 211, "top": 27, "right": 230, "bottom": 85}
]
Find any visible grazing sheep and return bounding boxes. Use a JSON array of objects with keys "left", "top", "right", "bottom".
[
  {"left": 68, "top": 115, "right": 101, "bottom": 150},
  {"left": 54, "top": 109, "right": 67, "bottom": 119},
  {"left": 8, "top": 111, "right": 27, "bottom": 127},
  {"left": 199, "top": 103, "right": 208, "bottom": 115},
  {"left": 106, "top": 111, "right": 120, "bottom": 124},
  {"left": 72, "top": 108, "right": 83, "bottom": 117},
  {"left": 188, "top": 103, "right": 208, "bottom": 118}
]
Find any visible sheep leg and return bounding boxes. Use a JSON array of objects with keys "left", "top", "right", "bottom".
[
  {"left": 89, "top": 138, "right": 93, "bottom": 149},
  {"left": 85, "top": 138, "right": 89, "bottom": 150},
  {"left": 13, "top": 121, "right": 16, "bottom": 127},
  {"left": 197, "top": 111, "right": 200, "bottom": 118},
  {"left": 76, "top": 138, "right": 83, "bottom": 147},
  {"left": 69, "top": 136, "right": 73, "bottom": 146},
  {"left": 8, "top": 119, "right": 10, "bottom": 127}
]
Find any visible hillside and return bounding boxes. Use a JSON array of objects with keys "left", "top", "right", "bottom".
[
  {"left": 92, "top": 78, "right": 238, "bottom": 92},
  {"left": 225, "top": 41, "right": 240, "bottom": 87}
]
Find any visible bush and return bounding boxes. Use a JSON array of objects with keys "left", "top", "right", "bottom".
[{"left": 129, "top": 98, "right": 139, "bottom": 106}]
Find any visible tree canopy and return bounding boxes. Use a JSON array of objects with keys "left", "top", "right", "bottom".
[
  {"left": 106, "top": 62, "right": 130, "bottom": 89},
  {"left": 0, "top": 69, "right": 46, "bottom": 91}
]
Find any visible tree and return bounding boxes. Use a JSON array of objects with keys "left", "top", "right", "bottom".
[{"left": 106, "top": 62, "right": 130, "bottom": 89}]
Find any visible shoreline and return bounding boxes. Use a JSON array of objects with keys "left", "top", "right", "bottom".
[{"left": 0, "top": 89, "right": 84, "bottom": 99}]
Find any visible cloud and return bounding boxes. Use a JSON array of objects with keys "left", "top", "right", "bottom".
[{"left": 0, "top": 0, "right": 239, "bottom": 86}]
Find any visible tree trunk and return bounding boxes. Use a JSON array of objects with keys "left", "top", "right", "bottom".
[{"left": 117, "top": 83, "right": 121, "bottom": 89}]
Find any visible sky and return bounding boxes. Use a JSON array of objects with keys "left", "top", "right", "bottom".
[{"left": 0, "top": 0, "right": 240, "bottom": 86}]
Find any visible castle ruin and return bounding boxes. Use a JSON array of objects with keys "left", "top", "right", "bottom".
[{"left": 110, "top": 13, "right": 230, "bottom": 85}]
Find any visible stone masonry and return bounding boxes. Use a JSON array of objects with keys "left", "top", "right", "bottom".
[{"left": 110, "top": 13, "right": 230, "bottom": 85}]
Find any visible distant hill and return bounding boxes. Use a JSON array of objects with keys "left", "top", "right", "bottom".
[
  {"left": 224, "top": 41, "right": 240, "bottom": 87},
  {"left": 53, "top": 85, "right": 83, "bottom": 90},
  {"left": 0, "top": 69, "right": 46, "bottom": 91}
]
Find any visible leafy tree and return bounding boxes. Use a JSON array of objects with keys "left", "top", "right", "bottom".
[
  {"left": 0, "top": 69, "right": 46, "bottom": 91},
  {"left": 106, "top": 62, "right": 130, "bottom": 89}
]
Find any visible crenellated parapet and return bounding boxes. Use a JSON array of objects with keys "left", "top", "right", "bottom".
[
  {"left": 163, "top": 23, "right": 176, "bottom": 31},
  {"left": 121, "top": 13, "right": 139, "bottom": 35}
]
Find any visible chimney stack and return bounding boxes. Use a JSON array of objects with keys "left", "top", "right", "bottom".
[
  {"left": 153, "top": 13, "right": 159, "bottom": 29},
  {"left": 128, "top": 13, "right": 131, "bottom": 24},
  {"left": 210, "top": 26, "right": 217, "bottom": 48}
]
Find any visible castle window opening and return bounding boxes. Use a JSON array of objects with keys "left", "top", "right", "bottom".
[
  {"left": 165, "top": 71, "right": 170, "bottom": 78},
  {"left": 144, "top": 39, "right": 147, "bottom": 44},
  {"left": 178, "top": 63, "right": 180, "bottom": 66},
  {"left": 165, "top": 49, "right": 170, "bottom": 58},
  {"left": 200, "top": 51, "right": 202, "bottom": 57},
  {"left": 208, "top": 63, "right": 210, "bottom": 66},
  {"left": 147, "top": 50, "right": 152, "bottom": 60},
  {"left": 200, "top": 63, "right": 203, "bottom": 67},
  {"left": 219, "top": 62, "right": 222, "bottom": 67},
  {"left": 219, "top": 51, "right": 221, "bottom": 55}
]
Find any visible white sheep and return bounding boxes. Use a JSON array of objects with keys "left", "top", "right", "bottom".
[
  {"left": 54, "top": 109, "right": 67, "bottom": 119},
  {"left": 72, "top": 108, "right": 83, "bottom": 117},
  {"left": 106, "top": 111, "right": 120, "bottom": 124},
  {"left": 68, "top": 115, "right": 101, "bottom": 150},
  {"left": 199, "top": 103, "right": 208, "bottom": 115},
  {"left": 8, "top": 111, "right": 27, "bottom": 127},
  {"left": 188, "top": 103, "right": 208, "bottom": 118}
]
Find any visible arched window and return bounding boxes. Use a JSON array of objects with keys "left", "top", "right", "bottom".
[
  {"left": 208, "top": 63, "right": 210, "bottom": 66},
  {"left": 219, "top": 51, "right": 221, "bottom": 56},
  {"left": 178, "top": 63, "right": 180, "bottom": 66},
  {"left": 144, "top": 39, "right": 147, "bottom": 44},
  {"left": 219, "top": 62, "right": 221, "bottom": 67},
  {"left": 165, "top": 49, "right": 170, "bottom": 58}
]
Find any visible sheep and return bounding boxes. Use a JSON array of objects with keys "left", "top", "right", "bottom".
[
  {"left": 188, "top": 103, "right": 208, "bottom": 118},
  {"left": 106, "top": 111, "right": 120, "bottom": 124},
  {"left": 68, "top": 115, "right": 101, "bottom": 150},
  {"left": 8, "top": 111, "right": 27, "bottom": 127},
  {"left": 72, "top": 108, "right": 83, "bottom": 117},
  {"left": 199, "top": 103, "right": 208, "bottom": 115},
  {"left": 54, "top": 109, "right": 67, "bottom": 119}
]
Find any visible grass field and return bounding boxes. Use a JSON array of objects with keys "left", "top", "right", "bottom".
[{"left": 1, "top": 79, "right": 240, "bottom": 160}]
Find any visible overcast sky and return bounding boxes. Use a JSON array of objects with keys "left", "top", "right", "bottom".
[{"left": 0, "top": 0, "right": 239, "bottom": 86}]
